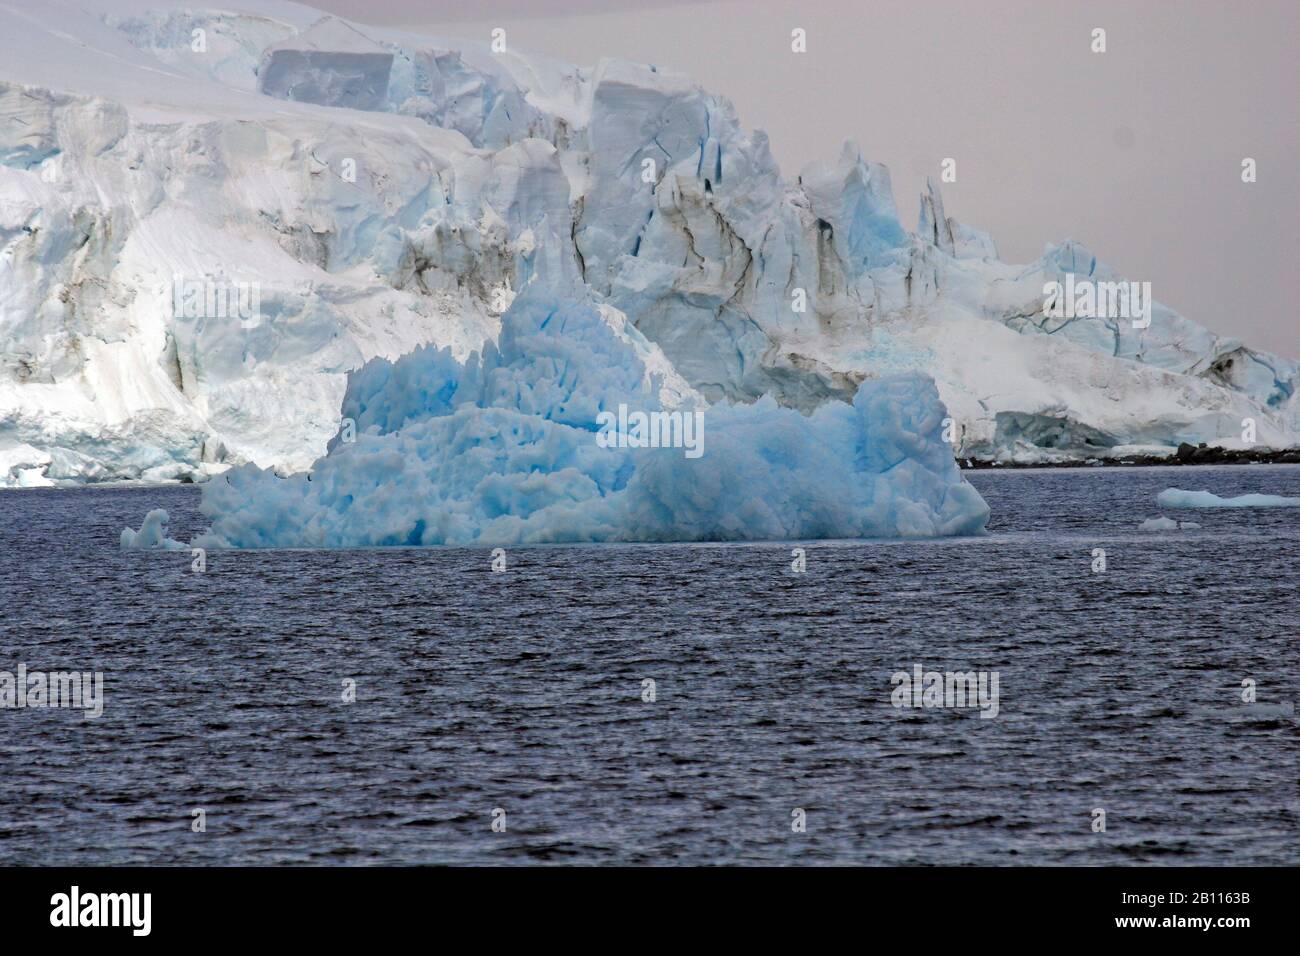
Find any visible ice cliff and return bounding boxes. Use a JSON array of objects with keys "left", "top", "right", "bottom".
[{"left": 2, "top": 0, "right": 1298, "bottom": 491}]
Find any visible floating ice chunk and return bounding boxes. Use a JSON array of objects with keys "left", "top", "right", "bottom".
[
  {"left": 120, "top": 509, "right": 188, "bottom": 550},
  {"left": 1156, "top": 488, "right": 1300, "bottom": 508},
  {"left": 1231, "top": 701, "right": 1295, "bottom": 721},
  {"left": 174, "top": 289, "right": 988, "bottom": 549},
  {"left": 1138, "top": 517, "right": 1200, "bottom": 531},
  {"left": 1139, "top": 516, "right": 1176, "bottom": 531}
]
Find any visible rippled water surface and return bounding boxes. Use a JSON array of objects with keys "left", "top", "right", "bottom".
[{"left": 1, "top": 465, "right": 1297, "bottom": 864}]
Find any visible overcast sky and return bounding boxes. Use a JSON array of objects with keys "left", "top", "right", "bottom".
[{"left": 306, "top": 0, "right": 1298, "bottom": 357}]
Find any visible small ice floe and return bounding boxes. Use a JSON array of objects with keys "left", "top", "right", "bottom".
[
  {"left": 1220, "top": 701, "right": 1295, "bottom": 725},
  {"left": 1157, "top": 488, "right": 1300, "bottom": 508},
  {"left": 120, "top": 509, "right": 188, "bottom": 550},
  {"left": 1138, "top": 516, "right": 1200, "bottom": 531}
]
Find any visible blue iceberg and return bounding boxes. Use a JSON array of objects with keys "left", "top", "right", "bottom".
[{"left": 127, "top": 290, "right": 989, "bottom": 549}]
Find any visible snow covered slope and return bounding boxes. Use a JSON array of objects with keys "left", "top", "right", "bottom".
[{"left": 1, "top": 0, "right": 1296, "bottom": 486}]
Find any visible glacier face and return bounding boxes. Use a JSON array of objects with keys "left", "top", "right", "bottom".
[
  {"left": 1, "top": 0, "right": 1298, "bottom": 490},
  {"left": 150, "top": 289, "right": 988, "bottom": 548}
]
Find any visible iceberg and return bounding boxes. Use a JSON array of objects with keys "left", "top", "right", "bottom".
[
  {"left": 125, "top": 290, "right": 989, "bottom": 549},
  {"left": 1156, "top": 489, "right": 1300, "bottom": 509},
  {"left": 119, "top": 508, "right": 187, "bottom": 550}
]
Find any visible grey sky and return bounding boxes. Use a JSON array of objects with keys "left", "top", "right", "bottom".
[{"left": 308, "top": 0, "right": 1298, "bottom": 357}]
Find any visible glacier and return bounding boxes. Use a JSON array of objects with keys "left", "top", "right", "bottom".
[
  {"left": 2, "top": 0, "right": 1299, "bottom": 494},
  {"left": 123, "top": 289, "right": 989, "bottom": 548}
]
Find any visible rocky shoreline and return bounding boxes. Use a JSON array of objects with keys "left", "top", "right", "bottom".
[{"left": 960, "top": 443, "right": 1300, "bottom": 470}]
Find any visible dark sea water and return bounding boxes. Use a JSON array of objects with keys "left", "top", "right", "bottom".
[{"left": 1, "top": 465, "right": 1296, "bottom": 865}]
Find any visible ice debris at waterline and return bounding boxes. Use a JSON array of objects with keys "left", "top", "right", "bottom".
[
  {"left": 1156, "top": 489, "right": 1300, "bottom": 508},
  {"left": 6, "top": 3, "right": 1299, "bottom": 487},
  {"left": 122, "top": 294, "right": 990, "bottom": 548}
]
